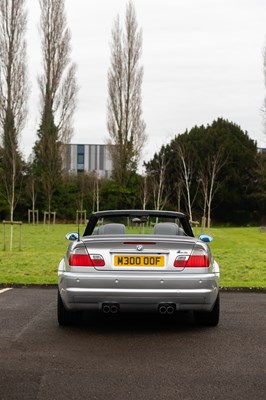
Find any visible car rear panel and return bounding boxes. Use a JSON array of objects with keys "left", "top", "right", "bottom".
[
  {"left": 58, "top": 234, "right": 219, "bottom": 312},
  {"left": 59, "top": 270, "right": 219, "bottom": 312}
]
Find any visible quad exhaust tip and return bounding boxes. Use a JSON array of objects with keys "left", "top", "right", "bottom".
[
  {"left": 158, "top": 304, "right": 176, "bottom": 315},
  {"left": 102, "top": 303, "right": 175, "bottom": 315}
]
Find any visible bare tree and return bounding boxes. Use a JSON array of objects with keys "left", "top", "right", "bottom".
[
  {"left": 176, "top": 143, "right": 198, "bottom": 222},
  {"left": 175, "top": 179, "right": 183, "bottom": 212},
  {"left": 75, "top": 171, "right": 96, "bottom": 212},
  {"left": 199, "top": 150, "right": 226, "bottom": 229},
  {"left": 34, "top": 0, "right": 77, "bottom": 214},
  {"left": 140, "top": 174, "right": 149, "bottom": 210},
  {"left": 38, "top": 0, "right": 77, "bottom": 142},
  {"left": 107, "top": 1, "right": 146, "bottom": 187},
  {"left": 151, "top": 150, "right": 169, "bottom": 210},
  {"left": 25, "top": 164, "right": 38, "bottom": 223},
  {"left": 0, "top": 0, "right": 28, "bottom": 249}
]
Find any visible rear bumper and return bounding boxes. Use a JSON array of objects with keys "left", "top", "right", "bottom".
[{"left": 58, "top": 270, "right": 220, "bottom": 312}]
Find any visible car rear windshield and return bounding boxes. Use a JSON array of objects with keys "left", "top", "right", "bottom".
[{"left": 92, "top": 216, "right": 187, "bottom": 236}]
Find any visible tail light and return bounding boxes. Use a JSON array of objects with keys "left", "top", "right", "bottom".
[
  {"left": 174, "top": 248, "right": 209, "bottom": 268},
  {"left": 69, "top": 248, "right": 105, "bottom": 267}
]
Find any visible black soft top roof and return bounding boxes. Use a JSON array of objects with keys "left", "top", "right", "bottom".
[{"left": 83, "top": 209, "right": 194, "bottom": 237}]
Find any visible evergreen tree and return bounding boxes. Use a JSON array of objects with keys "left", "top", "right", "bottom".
[
  {"left": 145, "top": 118, "right": 258, "bottom": 224},
  {"left": 33, "top": 98, "right": 62, "bottom": 214}
]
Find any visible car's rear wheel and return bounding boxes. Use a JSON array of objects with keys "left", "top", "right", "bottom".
[
  {"left": 194, "top": 293, "right": 220, "bottom": 327},
  {"left": 57, "top": 290, "right": 77, "bottom": 326}
]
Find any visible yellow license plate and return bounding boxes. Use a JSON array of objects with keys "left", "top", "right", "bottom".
[{"left": 114, "top": 255, "right": 165, "bottom": 267}]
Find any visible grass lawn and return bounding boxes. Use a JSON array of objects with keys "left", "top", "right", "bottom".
[
  {"left": 0, "top": 224, "right": 265, "bottom": 287},
  {"left": 200, "top": 227, "right": 266, "bottom": 288}
]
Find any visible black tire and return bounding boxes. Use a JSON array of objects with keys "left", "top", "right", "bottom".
[
  {"left": 57, "top": 290, "right": 76, "bottom": 326},
  {"left": 194, "top": 293, "right": 220, "bottom": 327}
]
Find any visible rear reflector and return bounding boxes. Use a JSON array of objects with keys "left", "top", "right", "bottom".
[{"left": 174, "top": 249, "right": 209, "bottom": 268}]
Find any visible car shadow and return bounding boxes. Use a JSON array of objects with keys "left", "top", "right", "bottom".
[{"left": 62, "top": 310, "right": 208, "bottom": 334}]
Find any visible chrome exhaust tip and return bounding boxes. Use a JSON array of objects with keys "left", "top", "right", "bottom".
[
  {"left": 166, "top": 305, "right": 175, "bottom": 315},
  {"left": 158, "top": 305, "right": 167, "bottom": 314},
  {"left": 158, "top": 304, "right": 176, "bottom": 315},
  {"left": 102, "top": 303, "right": 119, "bottom": 314},
  {"left": 102, "top": 304, "right": 111, "bottom": 314},
  {"left": 110, "top": 305, "right": 119, "bottom": 314}
]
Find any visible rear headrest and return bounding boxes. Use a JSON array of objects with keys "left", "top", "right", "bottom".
[
  {"left": 98, "top": 223, "right": 126, "bottom": 235},
  {"left": 154, "top": 222, "right": 184, "bottom": 236}
]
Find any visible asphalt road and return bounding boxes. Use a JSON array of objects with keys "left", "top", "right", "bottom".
[{"left": 0, "top": 288, "right": 265, "bottom": 400}]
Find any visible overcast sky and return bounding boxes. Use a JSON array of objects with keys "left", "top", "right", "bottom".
[{"left": 24, "top": 0, "right": 266, "bottom": 164}]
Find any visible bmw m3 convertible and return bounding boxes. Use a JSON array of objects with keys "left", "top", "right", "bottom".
[{"left": 58, "top": 210, "right": 220, "bottom": 326}]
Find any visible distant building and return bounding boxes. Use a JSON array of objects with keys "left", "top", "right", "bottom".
[
  {"left": 257, "top": 147, "right": 266, "bottom": 154},
  {"left": 62, "top": 143, "right": 113, "bottom": 178}
]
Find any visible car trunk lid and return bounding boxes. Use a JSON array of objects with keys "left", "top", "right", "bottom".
[{"left": 81, "top": 235, "right": 202, "bottom": 272}]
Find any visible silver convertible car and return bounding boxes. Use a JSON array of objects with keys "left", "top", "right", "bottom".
[{"left": 58, "top": 210, "right": 220, "bottom": 326}]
